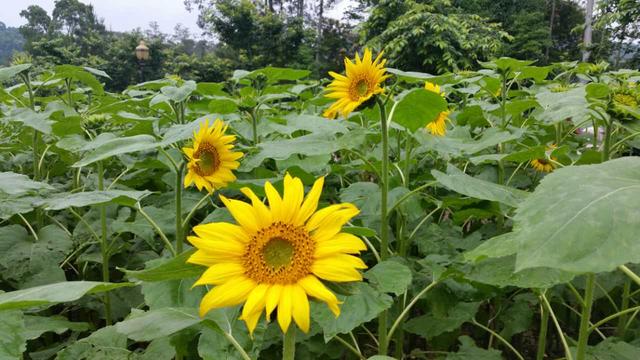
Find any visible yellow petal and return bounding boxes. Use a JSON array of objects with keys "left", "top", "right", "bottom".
[
  {"left": 309, "top": 205, "right": 360, "bottom": 242},
  {"left": 294, "top": 176, "right": 324, "bottom": 226},
  {"left": 187, "top": 249, "right": 226, "bottom": 266},
  {"left": 241, "top": 284, "right": 269, "bottom": 320},
  {"left": 298, "top": 275, "right": 341, "bottom": 316},
  {"left": 265, "top": 181, "right": 284, "bottom": 221},
  {"left": 187, "top": 236, "right": 244, "bottom": 259},
  {"left": 314, "top": 233, "right": 367, "bottom": 258},
  {"left": 277, "top": 285, "right": 293, "bottom": 332},
  {"left": 281, "top": 174, "right": 304, "bottom": 223},
  {"left": 219, "top": 195, "right": 260, "bottom": 234},
  {"left": 312, "top": 255, "right": 367, "bottom": 282},
  {"left": 291, "top": 284, "right": 310, "bottom": 333},
  {"left": 306, "top": 203, "right": 358, "bottom": 232},
  {"left": 199, "top": 277, "right": 255, "bottom": 316},
  {"left": 192, "top": 222, "right": 250, "bottom": 243},
  {"left": 240, "top": 187, "right": 272, "bottom": 228},
  {"left": 194, "top": 262, "right": 245, "bottom": 286},
  {"left": 243, "top": 308, "right": 263, "bottom": 335},
  {"left": 265, "top": 283, "right": 283, "bottom": 321}
]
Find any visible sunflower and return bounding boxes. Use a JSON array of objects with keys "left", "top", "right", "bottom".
[
  {"left": 323, "top": 48, "right": 389, "bottom": 119},
  {"left": 426, "top": 110, "right": 450, "bottom": 137},
  {"left": 187, "top": 174, "right": 367, "bottom": 334},
  {"left": 424, "top": 81, "right": 449, "bottom": 136},
  {"left": 531, "top": 145, "right": 557, "bottom": 173},
  {"left": 183, "top": 119, "right": 243, "bottom": 193}
]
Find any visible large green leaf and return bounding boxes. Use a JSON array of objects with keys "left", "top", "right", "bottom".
[
  {"left": 7, "top": 108, "right": 53, "bottom": 134},
  {"left": 463, "top": 255, "right": 574, "bottom": 288},
  {"left": 445, "top": 336, "right": 503, "bottom": 360},
  {"left": 249, "top": 67, "right": 311, "bottom": 82},
  {"left": 0, "top": 64, "right": 31, "bottom": 81},
  {"left": 0, "top": 310, "right": 26, "bottom": 359},
  {"left": 364, "top": 260, "right": 412, "bottom": 295},
  {"left": 24, "top": 315, "right": 90, "bottom": 340},
  {"left": 0, "top": 225, "right": 72, "bottom": 288},
  {"left": 0, "top": 172, "right": 54, "bottom": 195},
  {"left": 393, "top": 88, "right": 448, "bottom": 132},
  {"left": 37, "top": 190, "right": 152, "bottom": 210},
  {"left": 432, "top": 166, "right": 528, "bottom": 208},
  {"left": 160, "top": 81, "right": 197, "bottom": 103},
  {"left": 73, "top": 135, "right": 158, "bottom": 167},
  {"left": 122, "top": 249, "right": 203, "bottom": 282},
  {"left": 54, "top": 65, "right": 105, "bottom": 95},
  {"left": 535, "top": 86, "right": 591, "bottom": 124},
  {"left": 56, "top": 326, "right": 130, "bottom": 360},
  {"left": 312, "top": 283, "right": 393, "bottom": 342},
  {"left": 0, "top": 281, "right": 133, "bottom": 311},
  {"left": 513, "top": 157, "right": 640, "bottom": 273},
  {"left": 418, "top": 126, "right": 524, "bottom": 157},
  {"left": 242, "top": 130, "right": 367, "bottom": 171},
  {"left": 115, "top": 307, "right": 200, "bottom": 342},
  {"left": 404, "top": 302, "right": 480, "bottom": 339}
]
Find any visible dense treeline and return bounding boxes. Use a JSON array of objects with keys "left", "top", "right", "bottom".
[{"left": 3, "top": 0, "right": 639, "bottom": 90}]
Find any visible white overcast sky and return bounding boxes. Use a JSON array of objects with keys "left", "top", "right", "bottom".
[
  {"left": 0, "top": 0, "right": 203, "bottom": 35},
  {"left": 0, "top": 0, "right": 354, "bottom": 37}
]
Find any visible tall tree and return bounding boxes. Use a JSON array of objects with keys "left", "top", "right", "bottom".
[{"left": 583, "top": 0, "right": 595, "bottom": 61}]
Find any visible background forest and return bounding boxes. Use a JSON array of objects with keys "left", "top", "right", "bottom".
[{"left": 1, "top": 0, "right": 639, "bottom": 91}]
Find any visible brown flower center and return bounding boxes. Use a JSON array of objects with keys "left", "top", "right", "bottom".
[
  {"left": 193, "top": 142, "right": 220, "bottom": 176},
  {"left": 243, "top": 222, "right": 315, "bottom": 284}
]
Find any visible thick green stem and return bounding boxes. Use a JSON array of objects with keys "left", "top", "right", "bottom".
[
  {"left": 97, "top": 161, "right": 112, "bottom": 325},
  {"left": 251, "top": 109, "right": 259, "bottom": 146},
  {"left": 602, "top": 119, "right": 612, "bottom": 161},
  {"left": 616, "top": 278, "right": 631, "bottom": 337},
  {"left": 282, "top": 326, "right": 296, "bottom": 360},
  {"left": 175, "top": 164, "right": 185, "bottom": 255},
  {"left": 377, "top": 97, "right": 390, "bottom": 355},
  {"left": 536, "top": 303, "right": 550, "bottom": 360},
  {"left": 576, "top": 274, "right": 595, "bottom": 360}
]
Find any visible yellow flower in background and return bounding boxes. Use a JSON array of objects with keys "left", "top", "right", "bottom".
[
  {"left": 324, "top": 48, "right": 389, "bottom": 119},
  {"left": 188, "top": 174, "right": 367, "bottom": 334},
  {"left": 424, "top": 81, "right": 449, "bottom": 137},
  {"left": 531, "top": 145, "right": 557, "bottom": 173},
  {"left": 426, "top": 110, "right": 450, "bottom": 137},
  {"left": 424, "top": 81, "right": 443, "bottom": 96},
  {"left": 183, "top": 119, "right": 242, "bottom": 193}
]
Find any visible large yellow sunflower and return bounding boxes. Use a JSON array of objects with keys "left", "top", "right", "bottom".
[
  {"left": 187, "top": 174, "right": 367, "bottom": 334},
  {"left": 182, "top": 119, "right": 243, "bottom": 193},
  {"left": 424, "top": 81, "right": 449, "bottom": 136},
  {"left": 531, "top": 145, "right": 557, "bottom": 173},
  {"left": 323, "top": 48, "right": 389, "bottom": 119}
]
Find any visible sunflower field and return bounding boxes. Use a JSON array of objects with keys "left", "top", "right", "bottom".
[{"left": 1, "top": 51, "right": 640, "bottom": 360}]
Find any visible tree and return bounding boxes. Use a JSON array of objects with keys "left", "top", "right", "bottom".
[
  {"left": 594, "top": 0, "right": 640, "bottom": 67},
  {"left": 19, "top": 5, "right": 52, "bottom": 51},
  {"left": 363, "top": 0, "right": 509, "bottom": 73},
  {"left": 0, "top": 22, "right": 25, "bottom": 65}
]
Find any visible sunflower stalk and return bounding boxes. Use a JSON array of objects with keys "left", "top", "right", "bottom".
[
  {"left": 175, "top": 162, "right": 185, "bottom": 255},
  {"left": 376, "top": 97, "right": 390, "bottom": 355},
  {"left": 576, "top": 274, "right": 596, "bottom": 360},
  {"left": 97, "top": 161, "right": 112, "bottom": 325},
  {"left": 282, "top": 326, "right": 296, "bottom": 360}
]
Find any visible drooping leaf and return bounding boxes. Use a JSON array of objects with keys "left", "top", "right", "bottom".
[
  {"left": 160, "top": 81, "right": 197, "bottom": 103},
  {"left": 0, "top": 64, "right": 31, "bottom": 81},
  {"left": 249, "top": 67, "right": 311, "bottom": 83},
  {"left": 535, "top": 86, "right": 591, "bottom": 124}
]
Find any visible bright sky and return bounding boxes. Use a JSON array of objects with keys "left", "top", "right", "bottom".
[
  {"left": 0, "top": 0, "right": 202, "bottom": 36},
  {"left": 0, "top": 0, "right": 356, "bottom": 37}
]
